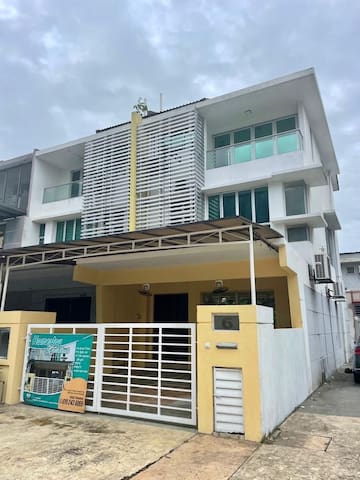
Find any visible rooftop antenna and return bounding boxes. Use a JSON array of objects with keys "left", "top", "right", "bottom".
[
  {"left": 159, "top": 93, "right": 163, "bottom": 112},
  {"left": 133, "top": 97, "right": 148, "bottom": 117}
]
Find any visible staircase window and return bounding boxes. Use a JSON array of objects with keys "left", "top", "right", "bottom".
[{"left": 285, "top": 182, "right": 307, "bottom": 216}]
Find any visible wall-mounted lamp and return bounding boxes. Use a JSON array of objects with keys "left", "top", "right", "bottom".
[
  {"left": 138, "top": 283, "right": 152, "bottom": 296},
  {"left": 213, "top": 279, "right": 228, "bottom": 294}
]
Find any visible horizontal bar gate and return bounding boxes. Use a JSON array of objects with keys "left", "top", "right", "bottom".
[{"left": 21, "top": 323, "right": 197, "bottom": 426}]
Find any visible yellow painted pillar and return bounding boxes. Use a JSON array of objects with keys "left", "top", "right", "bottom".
[
  {"left": 0, "top": 311, "right": 56, "bottom": 404},
  {"left": 196, "top": 305, "right": 263, "bottom": 442},
  {"left": 129, "top": 111, "right": 142, "bottom": 232},
  {"left": 278, "top": 245, "right": 303, "bottom": 328}
]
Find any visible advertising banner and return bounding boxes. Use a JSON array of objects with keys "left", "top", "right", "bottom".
[{"left": 23, "top": 333, "right": 93, "bottom": 413}]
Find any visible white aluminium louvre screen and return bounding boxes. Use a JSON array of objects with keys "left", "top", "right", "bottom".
[
  {"left": 214, "top": 367, "right": 244, "bottom": 433},
  {"left": 82, "top": 128, "right": 131, "bottom": 238},
  {"left": 136, "top": 110, "right": 204, "bottom": 229}
]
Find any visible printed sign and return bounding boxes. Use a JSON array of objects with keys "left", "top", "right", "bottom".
[{"left": 23, "top": 333, "right": 93, "bottom": 413}]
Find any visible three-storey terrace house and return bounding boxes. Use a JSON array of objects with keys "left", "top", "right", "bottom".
[{"left": 0, "top": 68, "right": 350, "bottom": 440}]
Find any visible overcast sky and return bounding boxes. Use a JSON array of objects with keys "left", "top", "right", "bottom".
[{"left": 0, "top": 0, "right": 359, "bottom": 251}]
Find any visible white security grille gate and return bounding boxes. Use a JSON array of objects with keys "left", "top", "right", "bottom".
[
  {"left": 22, "top": 323, "right": 196, "bottom": 426},
  {"left": 214, "top": 368, "right": 244, "bottom": 433}
]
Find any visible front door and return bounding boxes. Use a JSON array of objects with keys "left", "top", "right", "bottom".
[{"left": 153, "top": 293, "right": 188, "bottom": 323}]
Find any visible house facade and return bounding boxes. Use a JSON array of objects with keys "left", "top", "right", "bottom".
[{"left": 0, "top": 68, "right": 351, "bottom": 440}]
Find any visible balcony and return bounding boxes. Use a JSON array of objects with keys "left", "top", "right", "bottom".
[
  {"left": 43, "top": 181, "right": 82, "bottom": 203},
  {"left": 206, "top": 130, "right": 302, "bottom": 170}
]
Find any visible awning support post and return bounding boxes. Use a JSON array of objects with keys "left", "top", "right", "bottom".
[
  {"left": 1, "top": 265, "right": 10, "bottom": 311},
  {"left": 249, "top": 224, "right": 256, "bottom": 305}
]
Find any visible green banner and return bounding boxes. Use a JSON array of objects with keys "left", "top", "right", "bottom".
[{"left": 23, "top": 333, "right": 93, "bottom": 413}]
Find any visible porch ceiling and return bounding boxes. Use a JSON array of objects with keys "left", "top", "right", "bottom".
[{"left": 75, "top": 241, "right": 278, "bottom": 271}]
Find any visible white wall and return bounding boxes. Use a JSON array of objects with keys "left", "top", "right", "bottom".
[
  {"left": 258, "top": 325, "right": 309, "bottom": 436},
  {"left": 304, "top": 285, "right": 346, "bottom": 388},
  {"left": 311, "top": 131, "right": 321, "bottom": 165},
  {"left": 205, "top": 151, "right": 305, "bottom": 191},
  {"left": 20, "top": 216, "right": 41, "bottom": 247},
  {"left": 24, "top": 156, "right": 82, "bottom": 246},
  {"left": 297, "top": 103, "right": 313, "bottom": 165},
  {"left": 28, "top": 157, "right": 69, "bottom": 216},
  {"left": 309, "top": 185, "right": 333, "bottom": 213},
  {"left": 268, "top": 182, "right": 285, "bottom": 220}
]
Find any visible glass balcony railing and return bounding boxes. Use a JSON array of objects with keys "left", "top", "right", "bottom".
[
  {"left": 206, "top": 130, "right": 303, "bottom": 170},
  {"left": 43, "top": 181, "right": 83, "bottom": 203}
]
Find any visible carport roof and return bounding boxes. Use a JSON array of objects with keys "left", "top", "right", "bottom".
[{"left": 0, "top": 217, "right": 282, "bottom": 268}]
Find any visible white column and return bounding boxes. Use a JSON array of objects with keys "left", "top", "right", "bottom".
[
  {"left": 0, "top": 266, "right": 10, "bottom": 311},
  {"left": 249, "top": 225, "right": 256, "bottom": 305}
]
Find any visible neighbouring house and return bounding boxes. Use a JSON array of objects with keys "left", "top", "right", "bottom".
[
  {"left": 340, "top": 252, "right": 360, "bottom": 342},
  {"left": 0, "top": 68, "right": 351, "bottom": 441}
]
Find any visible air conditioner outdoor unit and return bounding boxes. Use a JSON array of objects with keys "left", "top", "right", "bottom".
[
  {"left": 331, "top": 282, "right": 346, "bottom": 301},
  {"left": 314, "top": 254, "right": 334, "bottom": 283}
]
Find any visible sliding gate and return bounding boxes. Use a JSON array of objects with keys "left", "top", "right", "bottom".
[{"left": 22, "top": 323, "right": 197, "bottom": 426}]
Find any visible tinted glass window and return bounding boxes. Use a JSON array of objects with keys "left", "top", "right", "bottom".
[
  {"left": 223, "top": 193, "right": 236, "bottom": 217},
  {"left": 75, "top": 219, "right": 82, "bottom": 240},
  {"left": 214, "top": 133, "right": 230, "bottom": 149},
  {"left": 208, "top": 195, "right": 220, "bottom": 220},
  {"left": 39, "top": 224, "right": 45, "bottom": 245},
  {"left": 255, "top": 187, "right": 269, "bottom": 222},
  {"left": 4, "top": 167, "right": 20, "bottom": 208},
  {"left": 285, "top": 183, "right": 306, "bottom": 216},
  {"left": 255, "top": 123, "right": 272, "bottom": 138},
  {"left": 234, "top": 128, "right": 251, "bottom": 144},
  {"left": 288, "top": 226, "right": 309, "bottom": 242},
  {"left": 238, "top": 191, "right": 252, "bottom": 220},
  {"left": 65, "top": 220, "right": 75, "bottom": 242},
  {"left": 276, "top": 117, "right": 296, "bottom": 133},
  {"left": 56, "top": 222, "right": 64, "bottom": 242},
  {"left": 19, "top": 163, "right": 31, "bottom": 210},
  {"left": 0, "top": 328, "right": 10, "bottom": 358}
]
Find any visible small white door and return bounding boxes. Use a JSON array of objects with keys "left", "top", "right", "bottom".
[{"left": 214, "top": 368, "right": 244, "bottom": 433}]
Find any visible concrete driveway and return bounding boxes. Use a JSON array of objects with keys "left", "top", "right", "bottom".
[
  {"left": 0, "top": 404, "right": 195, "bottom": 480},
  {"left": 0, "top": 403, "right": 256, "bottom": 480}
]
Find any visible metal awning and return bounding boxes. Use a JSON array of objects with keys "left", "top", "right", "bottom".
[
  {"left": 0, "top": 217, "right": 282, "bottom": 311},
  {"left": 0, "top": 217, "right": 282, "bottom": 268}
]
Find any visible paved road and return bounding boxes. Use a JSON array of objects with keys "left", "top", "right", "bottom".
[
  {"left": 0, "top": 370, "right": 359, "bottom": 479},
  {"left": 232, "top": 370, "right": 360, "bottom": 480}
]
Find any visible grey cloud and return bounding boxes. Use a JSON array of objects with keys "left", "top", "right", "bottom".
[{"left": 0, "top": 0, "right": 359, "bottom": 250}]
